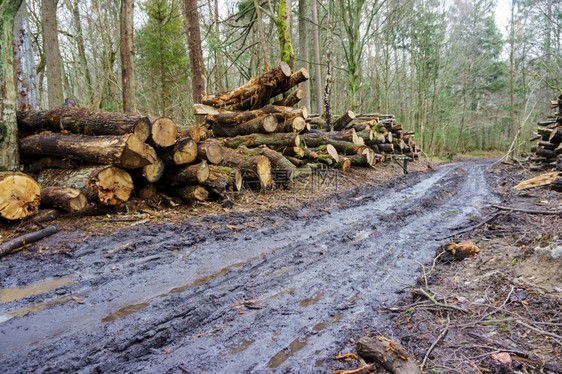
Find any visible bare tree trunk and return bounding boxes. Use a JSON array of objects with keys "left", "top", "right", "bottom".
[
  {"left": 69, "top": 0, "right": 93, "bottom": 106},
  {"left": 183, "top": 0, "right": 206, "bottom": 106},
  {"left": 120, "top": 0, "right": 137, "bottom": 114},
  {"left": 310, "top": 0, "right": 322, "bottom": 114},
  {"left": 13, "top": 1, "right": 38, "bottom": 111},
  {"left": 253, "top": 0, "right": 270, "bottom": 69},
  {"left": 213, "top": 0, "right": 225, "bottom": 92},
  {"left": 42, "top": 0, "right": 64, "bottom": 109},
  {"left": 298, "top": 0, "right": 311, "bottom": 112},
  {"left": 0, "top": 0, "right": 24, "bottom": 170}
]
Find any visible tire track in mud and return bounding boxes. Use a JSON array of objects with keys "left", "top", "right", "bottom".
[{"left": 0, "top": 161, "right": 497, "bottom": 373}]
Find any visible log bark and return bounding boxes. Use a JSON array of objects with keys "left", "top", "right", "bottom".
[
  {"left": 197, "top": 139, "right": 224, "bottom": 164},
  {"left": 300, "top": 129, "right": 363, "bottom": 145},
  {"left": 26, "top": 157, "right": 77, "bottom": 173},
  {"left": 536, "top": 146, "right": 556, "bottom": 159},
  {"left": 164, "top": 161, "right": 210, "bottom": 186},
  {"left": 0, "top": 172, "right": 40, "bottom": 220},
  {"left": 40, "top": 186, "right": 87, "bottom": 212},
  {"left": 220, "top": 148, "right": 273, "bottom": 189},
  {"left": 258, "top": 147, "right": 296, "bottom": 181},
  {"left": 201, "top": 62, "right": 292, "bottom": 107},
  {"left": 273, "top": 87, "right": 305, "bottom": 106},
  {"left": 149, "top": 116, "right": 177, "bottom": 147},
  {"left": 221, "top": 133, "right": 300, "bottom": 149},
  {"left": 0, "top": 226, "right": 59, "bottom": 258},
  {"left": 356, "top": 336, "right": 421, "bottom": 374},
  {"left": 20, "top": 132, "right": 157, "bottom": 169},
  {"left": 37, "top": 166, "right": 134, "bottom": 206},
  {"left": 212, "top": 115, "right": 278, "bottom": 137},
  {"left": 332, "top": 110, "right": 356, "bottom": 131},
  {"left": 17, "top": 107, "right": 151, "bottom": 141},
  {"left": 301, "top": 136, "right": 365, "bottom": 154},
  {"left": 204, "top": 165, "right": 242, "bottom": 191},
  {"left": 277, "top": 116, "right": 307, "bottom": 133},
  {"left": 206, "top": 105, "right": 307, "bottom": 126}
]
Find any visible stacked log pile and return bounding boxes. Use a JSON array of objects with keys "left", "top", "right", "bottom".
[
  {"left": 1, "top": 106, "right": 238, "bottom": 221},
  {"left": 308, "top": 112, "right": 421, "bottom": 159},
  {"left": 3, "top": 62, "right": 422, "bottom": 222},
  {"left": 195, "top": 62, "right": 420, "bottom": 186},
  {"left": 530, "top": 95, "right": 562, "bottom": 172}
]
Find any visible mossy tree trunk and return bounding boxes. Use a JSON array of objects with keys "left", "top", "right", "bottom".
[
  {"left": 276, "top": 0, "right": 295, "bottom": 69},
  {"left": 0, "top": 0, "right": 24, "bottom": 170}
]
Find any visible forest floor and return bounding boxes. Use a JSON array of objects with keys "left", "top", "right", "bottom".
[{"left": 0, "top": 157, "right": 560, "bottom": 373}]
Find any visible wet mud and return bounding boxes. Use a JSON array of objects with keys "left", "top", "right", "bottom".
[{"left": 0, "top": 161, "right": 498, "bottom": 373}]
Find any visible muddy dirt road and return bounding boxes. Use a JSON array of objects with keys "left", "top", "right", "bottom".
[{"left": 0, "top": 161, "right": 498, "bottom": 373}]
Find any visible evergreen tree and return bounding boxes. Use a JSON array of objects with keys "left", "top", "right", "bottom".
[{"left": 136, "top": 0, "right": 190, "bottom": 120}]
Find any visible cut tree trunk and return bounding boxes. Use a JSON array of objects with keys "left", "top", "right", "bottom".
[
  {"left": 141, "top": 157, "right": 165, "bottom": 183},
  {"left": 301, "top": 137, "right": 365, "bottom": 154},
  {"left": 20, "top": 132, "right": 157, "bottom": 169},
  {"left": 164, "top": 161, "right": 210, "bottom": 186},
  {"left": 0, "top": 172, "right": 40, "bottom": 220},
  {"left": 332, "top": 110, "right": 356, "bottom": 131},
  {"left": 158, "top": 136, "right": 198, "bottom": 166},
  {"left": 37, "top": 166, "right": 134, "bottom": 206},
  {"left": 201, "top": 62, "right": 292, "bottom": 107},
  {"left": 273, "top": 87, "right": 305, "bottom": 106},
  {"left": 149, "top": 117, "right": 177, "bottom": 147},
  {"left": 271, "top": 67, "right": 309, "bottom": 97},
  {"left": 172, "top": 185, "right": 208, "bottom": 202},
  {"left": 17, "top": 107, "right": 151, "bottom": 141},
  {"left": 206, "top": 105, "right": 307, "bottom": 126},
  {"left": 334, "top": 157, "right": 351, "bottom": 173},
  {"left": 40, "top": 186, "right": 87, "bottom": 212},
  {"left": 221, "top": 133, "right": 300, "bottom": 149},
  {"left": 300, "top": 129, "right": 363, "bottom": 145},
  {"left": 220, "top": 148, "right": 273, "bottom": 189},
  {"left": 276, "top": 145, "right": 305, "bottom": 158},
  {"left": 212, "top": 115, "right": 278, "bottom": 137},
  {"left": 204, "top": 165, "right": 242, "bottom": 191},
  {"left": 276, "top": 116, "right": 307, "bottom": 133},
  {"left": 197, "top": 139, "right": 224, "bottom": 164},
  {"left": 356, "top": 336, "right": 421, "bottom": 374},
  {"left": 536, "top": 146, "right": 556, "bottom": 159},
  {"left": 258, "top": 147, "right": 296, "bottom": 181}
]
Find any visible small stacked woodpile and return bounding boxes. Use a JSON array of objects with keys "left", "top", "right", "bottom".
[
  {"left": 530, "top": 94, "right": 562, "bottom": 172},
  {"left": 195, "top": 62, "right": 420, "bottom": 184},
  {"left": 308, "top": 112, "right": 421, "bottom": 159},
  {"left": 1, "top": 106, "right": 239, "bottom": 222}
]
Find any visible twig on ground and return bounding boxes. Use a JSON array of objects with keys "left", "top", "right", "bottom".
[
  {"left": 422, "top": 313, "right": 450, "bottom": 369},
  {"left": 491, "top": 204, "right": 562, "bottom": 215},
  {"left": 436, "top": 213, "right": 503, "bottom": 240},
  {"left": 412, "top": 288, "right": 468, "bottom": 314},
  {"left": 515, "top": 321, "right": 562, "bottom": 345}
]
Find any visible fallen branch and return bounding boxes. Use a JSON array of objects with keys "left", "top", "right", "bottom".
[
  {"left": 491, "top": 204, "right": 562, "bottom": 215},
  {"left": 412, "top": 288, "right": 468, "bottom": 314},
  {"left": 421, "top": 313, "right": 450, "bottom": 369},
  {"left": 436, "top": 213, "right": 502, "bottom": 240},
  {"left": 0, "top": 226, "right": 59, "bottom": 257}
]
